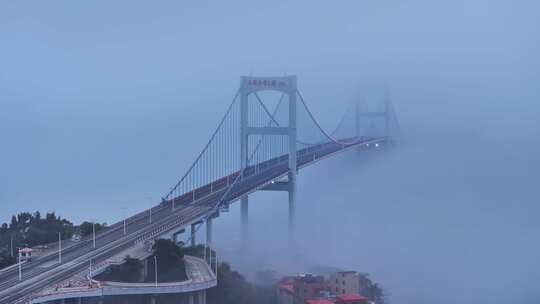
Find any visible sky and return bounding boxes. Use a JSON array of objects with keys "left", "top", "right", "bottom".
[{"left": 1, "top": 1, "right": 539, "bottom": 303}]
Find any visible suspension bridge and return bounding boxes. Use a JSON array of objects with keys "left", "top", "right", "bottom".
[{"left": 0, "top": 75, "right": 399, "bottom": 304}]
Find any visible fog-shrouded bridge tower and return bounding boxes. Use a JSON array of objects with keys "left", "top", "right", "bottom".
[{"left": 239, "top": 75, "right": 298, "bottom": 236}]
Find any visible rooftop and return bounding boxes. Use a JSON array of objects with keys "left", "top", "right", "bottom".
[
  {"left": 336, "top": 294, "right": 368, "bottom": 302},
  {"left": 278, "top": 276, "right": 295, "bottom": 295},
  {"left": 336, "top": 271, "right": 357, "bottom": 274},
  {"left": 305, "top": 299, "right": 334, "bottom": 304}
]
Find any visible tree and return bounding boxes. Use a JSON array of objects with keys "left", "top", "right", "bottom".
[
  {"left": 149, "top": 239, "right": 187, "bottom": 282},
  {"left": 1, "top": 211, "right": 76, "bottom": 253},
  {"left": 79, "top": 222, "right": 106, "bottom": 237},
  {"left": 95, "top": 255, "right": 144, "bottom": 283},
  {"left": 10, "top": 216, "right": 17, "bottom": 230},
  {"left": 254, "top": 269, "right": 278, "bottom": 286},
  {"left": 207, "top": 262, "right": 276, "bottom": 304},
  {"left": 0, "top": 255, "right": 16, "bottom": 269},
  {"left": 153, "top": 239, "right": 184, "bottom": 264},
  {"left": 358, "top": 273, "right": 386, "bottom": 304}
]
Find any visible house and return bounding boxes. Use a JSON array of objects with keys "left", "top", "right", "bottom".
[
  {"left": 18, "top": 248, "right": 33, "bottom": 262},
  {"left": 293, "top": 274, "right": 327, "bottom": 304},
  {"left": 328, "top": 271, "right": 360, "bottom": 296},
  {"left": 277, "top": 277, "right": 295, "bottom": 304}
]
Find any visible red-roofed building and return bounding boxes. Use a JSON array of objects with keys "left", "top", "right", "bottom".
[
  {"left": 294, "top": 274, "right": 327, "bottom": 304},
  {"left": 278, "top": 277, "right": 296, "bottom": 304},
  {"left": 335, "top": 294, "right": 369, "bottom": 304},
  {"left": 278, "top": 274, "right": 327, "bottom": 304},
  {"left": 278, "top": 272, "right": 373, "bottom": 304},
  {"left": 18, "top": 247, "right": 33, "bottom": 262}
]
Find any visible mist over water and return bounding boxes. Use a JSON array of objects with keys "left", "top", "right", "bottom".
[
  {"left": 1, "top": 0, "right": 539, "bottom": 303},
  {"left": 214, "top": 136, "right": 540, "bottom": 304}
]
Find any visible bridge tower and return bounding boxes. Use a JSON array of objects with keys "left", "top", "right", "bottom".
[
  {"left": 355, "top": 98, "right": 392, "bottom": 140},
  {"left": 239, "top": 75, "right": 298, "bottom": 237}
]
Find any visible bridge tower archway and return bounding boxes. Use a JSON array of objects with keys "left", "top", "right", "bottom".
[{"left": 238, "top": 75, "right": 298, "bottom": 238}]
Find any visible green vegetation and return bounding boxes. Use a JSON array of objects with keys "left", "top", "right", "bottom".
[
  {"left": 0, "top": 255, "right": 16, "bottom": 269},
  {"left": 0, "top": 211, "right": 107, "bottom": 269},
  {"left": 0, "top": 212, "right": 385, "bottom": 304},
  {"left": 254, "top": 269, "right": 279, "bottom": 286},
  {"left": 97, "top": 239, "right": 193, "bottom": 283},
  {"left": 148, "top": 239, "right": 189, "bottom": 282},
  {"left": 79, "top": 221, "right": 107, "bottom": 237},
  {"left": 3, "top": 212, "right": 76, "bottom": 247},
  {"left": 100, "top": 256, "right": 144, "bottom": 283},
  {"left": 358, "top": 272, "right": 385, "bottom": 304},
  {"left": 208, "top": 263, "right": 276, "bottom": 304}
]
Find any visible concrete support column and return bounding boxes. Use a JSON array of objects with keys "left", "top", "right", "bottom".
[
  {"left": 190, "top": 223, "right": 197, "bottom": 247},
  {"left": 240, "top": 83, "right": 249, "bottom": 240},
  {"left": 287, "top": 172, "right": 296, "bottom": 233},
  {"left": 287, "top": 81, "right": 297, "bottom": 234},
  {"left": 77, "top": 297, "right": 82, "bottom": 304},
  {"left": 385, "top": 98, "right": 390, "bottom": 140},
  {"left": 198, "top": 290, "right": 206, "bottom": 304},
  {"left": 240, "top": 196, "right": 248, "bottom": 239},
  {"left": 143, "top": 258, "right": 149, "bottom": 281},
  {"left": 150, "top": 295, "right": 157, "bottom": 304},
  {"left": 97, "top": 297, "right": 104, "bottom": 304},
  {"left": 206, "top": 218, "right": 213, "bottom": 247},
  {"left": 355, "top": 103, "right": 361, "bottom": 138},
  {"left": 189, "top": 293, "right": 194, "bottom": 304}
]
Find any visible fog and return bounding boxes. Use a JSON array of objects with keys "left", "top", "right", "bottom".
[{"left": 1, "top": 1, "right": 539, "bottom": 303}]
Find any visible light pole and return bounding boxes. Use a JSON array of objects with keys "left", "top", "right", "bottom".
[
  {"left": 89, "top": 259, "right": 93, "bottom": 278},
  {"left": 18, "top": 250, "right": 22, "bottom": 281},
  {"left": 10, "top": 234, "right": 14, "bottom": 258},
  {"left": 58, "top": 232, "right": 62, "bottom": 264},
  {"left": 144, "top": 195, "right": 153, "bottom": 224},
  {"left": 120, "top": 207, "right": 128, "bottom": 236},
  {"left": 92, "top": 220, "right": 96, "bottom": 249},
  {"left": 154, "top": 256, "right": 158, "bottom": 288},
  {"left": 209, "top": 246, "right": 212, "bottom": 267}
]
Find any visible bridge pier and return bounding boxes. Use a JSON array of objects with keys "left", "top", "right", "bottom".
[
  {"left": 190, "top": 223, "right": 197, "bottom": 247},
  {"left": 288, "top": 172, "right": 296, "bottom": 232},
  {"left": 240, "top": 196, "right": 248, "bottom": 239},
  {"left": 206, "top": 218, "right": 213, "bottom": 247},
  {"left": 240, "top": 80, "right": 249, "bottom": 241},
  {"left": 199, "top": 290, "right": 206, "bottom": 304},
  {"left": 143, "top": 258, "right": 149, "bottom": 281}
]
